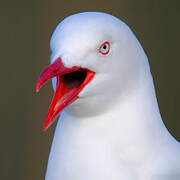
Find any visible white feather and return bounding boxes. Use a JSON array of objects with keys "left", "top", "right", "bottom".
[{"left": 46, "top": 12, "right": 180, "bottom": 180}]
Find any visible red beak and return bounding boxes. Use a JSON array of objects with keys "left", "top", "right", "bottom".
[{"left": 36, "top": 58, "right": 95, "bottom": 130}]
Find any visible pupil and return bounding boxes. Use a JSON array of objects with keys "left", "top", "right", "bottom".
[{"left": 103, "top": 45, "right": 107, "bottom": 49}]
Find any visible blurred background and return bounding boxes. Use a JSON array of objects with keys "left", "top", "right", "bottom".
[{"left": 0, "top": 0, "right": 180, "bottom": 179}]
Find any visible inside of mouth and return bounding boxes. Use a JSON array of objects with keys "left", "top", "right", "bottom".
[
  {"left": 62, "top": 69, "right": 87, "bottom": 89},
  {"left": 53, "top": 69, "right": 87, "bottom": 111}
]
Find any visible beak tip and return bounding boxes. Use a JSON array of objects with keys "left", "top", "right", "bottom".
[
  {"left": 43, "top": 123, "right": 50, "bottom": 131},
  {"left": 43, "top": 119, "right": 51, "bottom": 131},
  {"left": 35, "top": 82, "right": 41, "bottom": 92},
  {"left": 43, "top": 127, "right": 48, "bottom": 131}
]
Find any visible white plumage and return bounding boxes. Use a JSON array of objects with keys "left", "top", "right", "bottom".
[{"left": 42, "top": 12, "right": 180, "bottom": 180}]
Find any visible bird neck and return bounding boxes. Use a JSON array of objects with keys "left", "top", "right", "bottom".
[
  {"left": 49, "top": 70, "right": 175, "bottom": 176},
  {"left": 94, "top": 71, "right": 172, "bottom": 145},
  {"left": 57, "top": 70, "right": 173, "bottom": 152}
]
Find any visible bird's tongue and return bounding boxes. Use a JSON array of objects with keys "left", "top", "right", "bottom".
[{"left": 36, "top": 58, "right": 95, "bottom": 130}]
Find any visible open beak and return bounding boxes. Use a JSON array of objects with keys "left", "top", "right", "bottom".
[{"left": 36, "top": 57, "right": 95, "bottom": 130}]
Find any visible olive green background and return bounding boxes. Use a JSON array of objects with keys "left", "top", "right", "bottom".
[{"left": 1, "top": 0, "right": 180, "bottom": 179}]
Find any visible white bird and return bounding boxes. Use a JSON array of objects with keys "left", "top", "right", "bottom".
[{"left": 36, "top": 12, "right": 180, "bottom": 180}]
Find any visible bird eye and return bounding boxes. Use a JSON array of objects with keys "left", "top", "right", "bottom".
[{"left": 98, "top": 41, "right": 110, "bottom": 55}]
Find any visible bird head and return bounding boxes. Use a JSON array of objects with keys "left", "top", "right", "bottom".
[{"left": 36, "top": 12, "right": 148, "bottom": 130}]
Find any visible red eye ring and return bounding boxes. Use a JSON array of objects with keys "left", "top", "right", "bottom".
[{"left": 98, "top": 41, "right": 110, "bottom": 55}]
